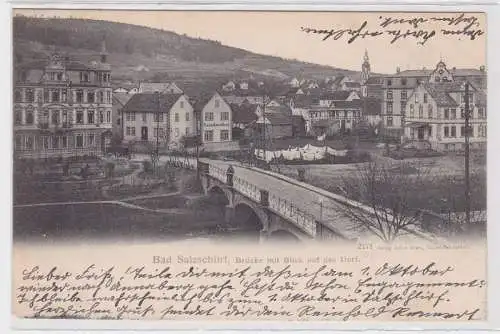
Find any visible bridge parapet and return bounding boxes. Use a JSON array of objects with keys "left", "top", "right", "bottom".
[
  {"left": 268, "top": 194, "right": 317, "bottom": 237},
  {"left": 208, "top": 164, "right": 226, "bottom": 183},
  {"left": 233, "top": 176, "right": 261, "bottom": 203}
]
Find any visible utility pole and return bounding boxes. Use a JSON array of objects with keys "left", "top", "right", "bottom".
[
  {"left": 464, "top": 82, "right": 471, "bottom": 226},
  {"left": 154, "top": 91, "right": 160, "bottom": 175}
]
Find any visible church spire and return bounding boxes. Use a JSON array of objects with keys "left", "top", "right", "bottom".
[
  {"left": 364, "top": 49, "right": 369, "bottom": 62},
  {"left": 100, "top": 39, "right": 108, "bottom": 63}
]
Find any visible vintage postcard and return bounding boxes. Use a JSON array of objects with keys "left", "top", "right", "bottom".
[{"left": 10, "top": 8, "right": 490, "bottom": 327}]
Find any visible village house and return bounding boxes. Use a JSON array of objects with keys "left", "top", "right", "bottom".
[
  {"left": 121, "top": 93, "right": 195, "bottom": 149},
  {"left": 199, "top": 92, "right": 233, "bottom": 145},
  {"left": 230, "top": 102, "right": 261, "bottom": 140},
  {"left": 112, "top": 93, "right": 132, "bottom": 140},
  {"left": 403, "top": 81, "right": 486, "bottom": 151}
]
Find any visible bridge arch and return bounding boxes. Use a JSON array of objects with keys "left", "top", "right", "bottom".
[{"left": 268, "top": 229, "right": 300, "bottom": 243}]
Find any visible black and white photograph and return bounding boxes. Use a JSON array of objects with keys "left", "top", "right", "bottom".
[{"left": 9, "top": 9, "right": 490, "bottom": 323}]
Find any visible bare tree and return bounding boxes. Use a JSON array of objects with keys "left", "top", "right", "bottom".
[{"left": 339, "top": 161, "right": 430, "bottom": 242}]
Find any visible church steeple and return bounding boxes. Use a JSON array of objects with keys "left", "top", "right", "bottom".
[
  {"left": 361, "top": 49, "right": 371, "bottom": 97},
  {"left": 100, "top": 39, "right": 108, "bottom": 63}
]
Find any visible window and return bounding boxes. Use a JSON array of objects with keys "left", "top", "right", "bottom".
[
  {"left": 423, "top": 93, "right": 428, "bottom": 103},
  {"left": 76, "top": 134, "right": 84, "bottom": 148},
  {"left": 451, "top": 108, "right": 457, "bottom": 119},
  {"left": 428, "top": 126, "right": 432, "bottom": 137},
  {"left": 61, "top": 89, "right": 67, "bottom": 102},
  {"left": 400, "top": 102, "right": 406, "bottom": 113},
  {"left": 117, "top": 118, "right": 121, "bottom": 126},
  {"left": 174, "top": 128, "right": 180, "bottom": 137},
  {"left": 414, "top": 93, "right": 419, "bottom": 103},
  {"left": 14, "top": 90, "right": 22, "bottom": 102},
  {"left": 25, "top": 89, "right": 34, "bottom": 102},
  {"left": 451, "top": 126, "right": 456, "bottom": 137},
  {"left": 204, "top": 130, "right": 214, "bottom": 142},
  {"left": 142, "top": 113, "right": 147, "bottom": 123},
  {"left": 180, "top": 101, "right": 184, "bottom": 109},
  {"left": 52, "top": 110, "right": 60, "bottom": 125},
  {"left": 159, "top": 128, "right": 165, "bottom": 138},
  {"left": 51, "top": 90, "right": 60, "bottom": 102},
  {"left": 52, "top": 136, "right": 59, "bottom": 149},
  {"left": 126, "top": 127, "right": 131, "bottom": 136},
  {"left": 107, "top": 110, "right": 111, "bottom": 123},
  {"left": 444, "top": 108, "right": 449, "bottom": 119},
  {"left": 62, "top": 110, "right": 68, "bottom": 124},
  {"left": 419, "top": 105, "right": 423, "bottom": 118},
  {"left": 15, "top": 135, "right": 22, "bottom": 149},
  {"left": 87, "top": 92, "right": 95, "bottom": 103},
  {"left": 220, "top": 130, "right": 229, "bottom": 141},
  {"left": 42, "top": 136, "right": 49, "bottom": 150},
  {"left": 215, "top": 99, "right": 220, "bottom": 108},
  {"left": 387, "top": 117, "right": 393, "bottom": 127},
  {"left": 15, "top": 109, "right": 22, "bottom": 125},
  {"left": 185, "top": 127, "right": 190, "bottom": 135},
  {"left": 87, "top": 110, "right": 94, "bottom": 124},
  {"left": 174, "top": 113, "right": 179, "bottom": 122},
  {"left": 25, "top": 136, "right": 33, "bottom": 150},
  {"left": 99, "top": 91, "right": 104, "bottom": 103},
  {"left": 49, "top": 73, "right": 55, "bottom": 81},
  {"left": 76, "top": 90, "right": 83, "bottom": 103},
  {"left": 62, "top": 136, "right": 67, "bottom": 148},
  {"left": 460, "top": 108, "right": 465, "bottom": 119},
  {"left": 57, "top": 73, "right": 63, "bottom": 81},
  {"left": 44, "top": 89, "right": 49, "bottom": 102},
  {"left": 427, "top": 105, "right": 433, "bottom": 119},
  {"left": 401, "top": 90, "right": 407, "bottom": 100},
  {"left": 410, "top": 104, "right": 414, "bottom": 117},
  {"left": 76, "top": 109, "right": 84, "bottom": 124},
  {"left": 106, "top": 91, "right": 111, "bottom": 103},
  {"left": 386, "top": 102, "right": 393, "bottom": 114},
  {"left": 401, "top": 78, "right": 407, "bottom": 86},
  {"left": 221, "top": 112, "right": 229, "bottom": 121},
  {"left": 81, "top": 72, "right": 89, "bottom": 82},
  {"left": 444, "top": 126, "right": 449, "bottom": 137},
  {"left": 387, "top": 79, "right": 392, "bottom": 86},
  {"left": 154, "top": 128, "right": 158, "bottom": 137},
  {"left": 26, "top": 109, "right": 33, "bottom": 124},
  {"left": 460, "top": 126, "right": 465, "bottom": 137},
  {"left": 205, "top": 112, "right": 214, "bottom": 121},
  {"left": 387, "top": 90, "right": 393, "bottom": 100},
  {"left": 185, "top": 112, "right": 190, "bottom": 121},
  {"left": 470, "top": 126, "right": 474, "bottom": 137},
  {"left": 478, "top": 107, "right": 484, "bottom": 118}
]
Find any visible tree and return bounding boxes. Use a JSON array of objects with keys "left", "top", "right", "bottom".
[{"left": 338, "top": 161, "right": 429, "bottom": 242}]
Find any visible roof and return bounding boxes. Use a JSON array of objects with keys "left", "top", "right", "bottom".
[
  {"left": 333, "top": 100, "right": 362, "bottom": 109},
  {"left": 452, "top": 68, "right": 485, "bottom": 77},
  {"left": 320, "top": 91, "right": 352, "bottom": 101},
  {"left": 344, "top": 82, "right": 361, "bottom": 88},
  {"left": 262, "top": 112, "right": 292, "bottom": 125},
  {"left": 366, "top": 77, "right": 383, "bottom": 85},
  {"left": 363, "top": 97, "right": 382, "bottom": 115},
  {"left": 423, "top": 84, "right": 459, "bottom": 107},
  {"left": 392, "top": 69, "right": 432, "bottom": 77},
  {"left": 113, "top": 93, "right": 132, "bottom": 107},
  {"left": 122, "top": 93, "right": 183, "bottom": 113},
  {"left": 139, "top": 82, "right": 171, "bottom": 93},
  {"left": 231, "top": 103, "right": 259, "bottom": 124}
]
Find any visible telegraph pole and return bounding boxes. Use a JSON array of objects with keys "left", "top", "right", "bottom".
[
  {"left": 464, "top": 82, "right": 471, "bottom": 225},
  {"left": 154, "top": 91, "right": 160, "bottom": 175}
]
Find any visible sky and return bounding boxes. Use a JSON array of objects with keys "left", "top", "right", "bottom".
[{"left": 13, "top": 10, "right": 487, "bottom": 74}]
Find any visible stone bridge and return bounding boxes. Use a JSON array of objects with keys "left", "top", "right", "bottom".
[{"left": 161, "top": 155, "right": 440, "bottom": 244}]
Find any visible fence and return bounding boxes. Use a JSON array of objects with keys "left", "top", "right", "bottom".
[
  {"left": 233, "top": 176, "right": 261, "bottom": 202},
  {"left": 268, "top": 193, "right": 317, "bottom": 237}
]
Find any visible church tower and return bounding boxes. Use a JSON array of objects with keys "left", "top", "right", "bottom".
[
  {"left": 100, "top": 39, "right": 108, "bottom": 63},
  {"left": 360, "top": 49, "right": 370, "bottom": 97}
]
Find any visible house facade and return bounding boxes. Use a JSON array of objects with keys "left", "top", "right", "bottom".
[
  {"left": 200, "top": 92, "right": 233, "bottom": 144},
  {"left": 403, "top": 81, "right": 487, "bottom": 151},
  {"left": 381, "top": 60, "right": 486, "bottom": 139},
  {"left": 121, "top": 93, "right": 195, "bottom": 149},
  {"left": 13, "top": 49, "right": 113, "bottom": 159}
]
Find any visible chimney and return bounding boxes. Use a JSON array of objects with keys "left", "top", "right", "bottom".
[
  {"left": 396, "top": 67, "right": 401, "bottom": 73},
  {"left": 480, "top": 65, "right": 486, "bottom": 72}
]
